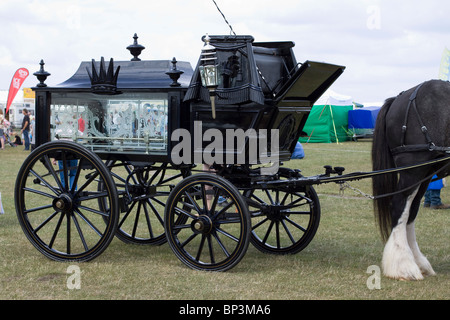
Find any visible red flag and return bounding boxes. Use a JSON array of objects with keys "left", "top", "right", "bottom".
[{"left": 6, "top": 68, "right": 29, "bottom": 114}]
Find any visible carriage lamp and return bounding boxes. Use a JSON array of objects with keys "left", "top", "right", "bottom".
[{"left": 199, "top": 34, "right": 219, "bottom": 119}]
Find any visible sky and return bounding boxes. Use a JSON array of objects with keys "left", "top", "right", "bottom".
[{"left": 0, "top": 0, "right": 449, "bottom": 104}]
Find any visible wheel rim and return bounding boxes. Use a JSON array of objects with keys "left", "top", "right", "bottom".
[
  {"left": 103, "top": 161, "right": 191, "bottom": 245},
  {"left": 15, "top": 141, "right": 118, "bottom": 261},
  {"left": 165, "top": 174, "right": 250, "bottom": 271}
]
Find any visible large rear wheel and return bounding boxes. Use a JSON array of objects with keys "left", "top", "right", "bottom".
[{"left": 15, "top": 141, "right": 118, "bottom": 262}]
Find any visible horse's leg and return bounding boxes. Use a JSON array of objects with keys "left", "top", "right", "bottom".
[
  {"left": 406, "top": 182, "right": 436, "bottom": 277},
  {"left": 407, "top": 184, "right": 436, "bottom": 277},
  {"left": 406, "top": 222, "right": 436, "bottom": 277},
  {"left": 382, "top": 187, "right": 424, "bottom": 280}
]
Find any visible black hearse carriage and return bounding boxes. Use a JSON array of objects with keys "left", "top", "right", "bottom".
[{"left": 15, "top": 34, "right": 345, "bottom": 271}]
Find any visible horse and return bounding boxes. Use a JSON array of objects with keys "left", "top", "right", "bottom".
[{"left": 372, "top": 79, "right": 450, "bottom": 280}]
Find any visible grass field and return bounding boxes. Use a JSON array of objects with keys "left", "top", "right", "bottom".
[{"left": 0, "top": 140, "right": 448, "bottom": 300}]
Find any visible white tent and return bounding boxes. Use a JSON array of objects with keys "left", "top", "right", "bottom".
[{"left": 314, "top": 89, "right": 353, "bottom": 106}]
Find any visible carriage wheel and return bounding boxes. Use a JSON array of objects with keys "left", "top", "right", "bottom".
[
  {"left": 164, "top": 173, "right": 251, "bottom": 271},
  {"left": 244, "top": 172, "right": 320, "bottom": 254},
  {"left": 102, "top": 161, "right": 191, "bottom": 245},
  {"left": 15, "top": 141, "right": 118, "bottom": 262}
]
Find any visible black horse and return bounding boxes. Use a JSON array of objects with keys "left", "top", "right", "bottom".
[{"left": 372, "top": 79, "right": 450, "bottom": 280}]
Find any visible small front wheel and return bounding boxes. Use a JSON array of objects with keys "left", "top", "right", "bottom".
[
  {"left": 164, "top": 173, "right": 251, "bottom": 271},
  {"left": 244, "top": 172, "right": 320, "bottom": 254}
]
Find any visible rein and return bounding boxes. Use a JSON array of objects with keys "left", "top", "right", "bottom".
[{"left": 371, "top": 156, "right": 450, "bottom": 199}]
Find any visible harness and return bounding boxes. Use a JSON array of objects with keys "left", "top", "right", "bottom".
[{"left": 390, "top": 82, "right": 450, "bottom": 155}]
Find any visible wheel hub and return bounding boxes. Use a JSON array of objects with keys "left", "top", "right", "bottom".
[
  {"left": 261, "top": 204, "right": 285, "bottom": 222},
  {"left": 52, "top": 194, "right": 73, "bottom": 212},
  {"left": 192, "top": 215, "right": 213, "bottom": 234}
]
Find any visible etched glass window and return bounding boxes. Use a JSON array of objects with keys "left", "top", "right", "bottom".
[{"left": 50, "top": 92, "right": 168, "bottom": 155}]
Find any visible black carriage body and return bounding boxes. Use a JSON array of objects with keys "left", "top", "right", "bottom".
[
  {"left": 185, "top": 35, "right": 345, "bottom": 164},
  {"left": 32, "top": 34, "right": 344, "bottom": 165}
]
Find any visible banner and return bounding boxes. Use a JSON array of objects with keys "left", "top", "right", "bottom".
[
  {"left": 438, "top": 47, "right": 450, "bottom": 80},
  {"left": 23, "top": 87, "right": 35, "bottom": 99},
  {"left": 5, "top": 68, "right": 29, "bottom": 114}
]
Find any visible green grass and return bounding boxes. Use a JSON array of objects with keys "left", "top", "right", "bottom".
[{"left": 0, "top": 141, "right": 448, "bottom": 300}]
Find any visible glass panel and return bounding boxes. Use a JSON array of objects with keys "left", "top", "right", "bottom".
[
  {"left": 217, "top": 49, "right": 248, "bottom": 89},
  {"left": 50, "top": 92, "right": 168, "bottom": 155}
]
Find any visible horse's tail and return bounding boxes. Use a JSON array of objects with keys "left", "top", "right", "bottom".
[{"left": 372, "top": 97, "right": 397, "bottom": 242}]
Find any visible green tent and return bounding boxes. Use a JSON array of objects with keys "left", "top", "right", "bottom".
[{"left": 299, "top": 90, "right": 353, "bottom": 143}]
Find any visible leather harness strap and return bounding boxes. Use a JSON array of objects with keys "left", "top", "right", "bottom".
[{"left": 390, "top": 83, "right": 450, "bottom": 155}]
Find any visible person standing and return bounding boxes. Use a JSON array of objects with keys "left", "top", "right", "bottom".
[
  {"left": 424, "top": 175, "right": 450, "bottom": 209},
  {"left": 0, "top": 110, "right": 5, "bottom": 150},
  {"left": 21, "top": 108, "right": 30, "bottom": 151}
]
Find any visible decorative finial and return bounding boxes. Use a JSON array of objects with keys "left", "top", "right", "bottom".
[
  {"left": 165, "top": 57, "right": 184, "bottom": 87},
  {"left": 202, "top": 34, "right": 217, "bottom": 53},
  {"left": 33, "top": 59, "right": 51, "bottom": 87},
  {"left": 127, "top": 33, "right": 145, "bottom": 61}
]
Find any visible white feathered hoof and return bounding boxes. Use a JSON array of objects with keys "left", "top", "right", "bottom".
[
  {"left": 416, "top": 256, "right": 436, "bottom": 277},
  {"left": 382, "top": 228, "right": 424, "bottom": 281}
]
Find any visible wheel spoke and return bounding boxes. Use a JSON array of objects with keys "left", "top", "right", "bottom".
[
  {"left": 77, "top": 191, "right": 111, "bottom": 202},
  {"left": 196, "top": 235, "right": 206, "bottom": 262},
  {"left": 131, "top": 201, "right": 142, "bottom": 239},
  {"left": 184, "top": 190, "right": 202, "bottom": 214},
  {"left": 212, "top": 231, "right": 230, "bottom": 257},
  {"left": 179, "top": 233, "right": 197, "bottom": 248},
  {"left": 24, "top": 204, "right": 54, "bottom": 214},
  {"left": 48, "top": 212, "right": 65, "bottom": 249},
  {"left": 70, "top": 158, "right": 84, "bottom": 193},
  {"left": 207, "top": 235, "right": 215, "bottom": 264},
  {"left": 34, "top": 211, "right": 59, "bottom": 233},
  {"left": 275, "top": 221, "right": 281, "bottom": 249},
  {"left": 174, "top": 204, "right": 198, "bottom": 220},
  {"left": 280, "top": 219, "right": 296, "bottom": 244},
  {"left": 262, "top": 220, "right": 274, "bottom": 244},
  {"left": 142, "top": 201, "right": 154, "bottom": 239},
  {"left": 23, "top": 187, "right": 56, "bottom": 199},
  {"left": 77, "top": 204, "right": 110, "bottom": 218},
  {"left": 74, "top": 208, "right": 104, "bottom": 237},
  {"left": 146, "top": 198, "right": 164, "bottom": 226},
  {"left": 66, "top": 210, "right": 71, "bottom": 254},
  {"left": 71, "top": 213, "right": 89, "bottom": 251},
  {"left": 284, "top": 216, "right": 307, "bottom": 233},
  {"left": 73, "top": 171, "right": 100, "bottom": 197},
  {"left": 215, "top": 226, "right": 239, "bottom": 243},
  {"left": 251, "top": 217, "right": 269, "bottom": 230},
  {"left": 61, "top": 151, "right": 70, "bottom": 191},
  {"left": 42, "top": 155, "right": 64, "bottom": 192},
  {"left": 29, "top": 168, "right": 60, "bottom": 196}
]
